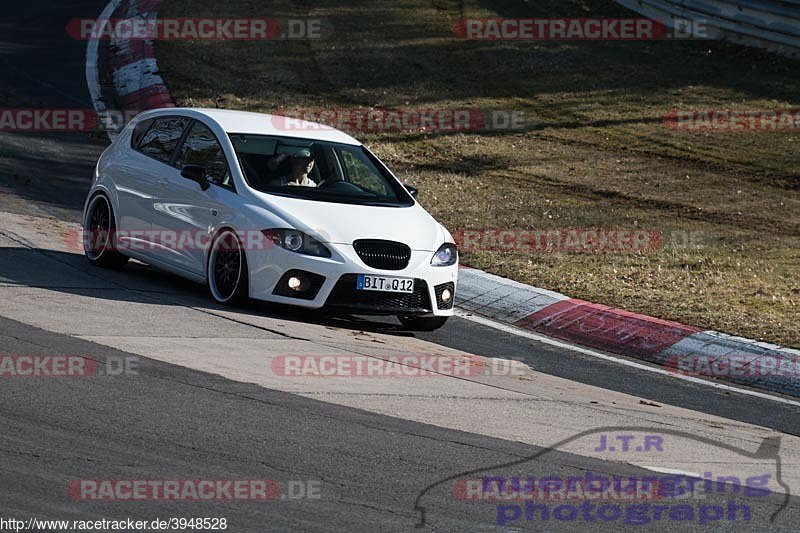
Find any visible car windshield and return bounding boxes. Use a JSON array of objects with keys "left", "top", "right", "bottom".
[{"left": 229, "top": 133, "right": 413, "bottom": 206}]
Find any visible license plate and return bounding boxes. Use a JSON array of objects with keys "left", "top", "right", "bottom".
[{"left": 356, "top": 274, "right": 414, "bottom": 293}]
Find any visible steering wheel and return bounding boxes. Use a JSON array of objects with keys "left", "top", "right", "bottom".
[{"left": 315, "top": 179, "right": 337, "bottom": 189}]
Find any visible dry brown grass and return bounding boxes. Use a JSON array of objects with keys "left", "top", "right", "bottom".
[{"left": 156, "top": 0, "right": 800, "bottom": 346}]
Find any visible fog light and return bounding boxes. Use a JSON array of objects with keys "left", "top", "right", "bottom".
[
  {"left": 273, "top": 270, "right": 325, "bottom": 300},
  {"left": 441, "top": 288, "right": 452, "bottom": 302}
]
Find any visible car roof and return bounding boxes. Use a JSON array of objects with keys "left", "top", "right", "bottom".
[{"left": 138, "top": 107, "right": 362, "bottom": 146}]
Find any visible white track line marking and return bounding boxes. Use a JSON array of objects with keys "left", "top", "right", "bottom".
[
  {"left": 86, "top": 0, "right": 124, "bottom": 142},
  {"left": 643, "top": 466, "right": 702, "bottom": 477},
  {"left": 455, "top": 309, "right": 800, "bottom": 408}
]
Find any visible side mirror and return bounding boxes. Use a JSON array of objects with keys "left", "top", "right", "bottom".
[
  {"left": 181, "top": 165, "right": 210, "bottom": 191},
  {"left": 404, "top": 184, "right": 418, "bottom": 199}
]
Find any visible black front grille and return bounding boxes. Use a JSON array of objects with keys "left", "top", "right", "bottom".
[
  {"left": 434, "top": 282, "right": 455, "bottom": 310},
  {"left": 353, "top": 240, "right": 411, "bottom": 271},
  {"left": 325, "top": 275, "right": 431, "bottom": 315}
]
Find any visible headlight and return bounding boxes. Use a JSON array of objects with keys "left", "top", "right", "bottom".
[
  {"left": 283, "top": 231, "right": 304, "bottom": 251},
  {"left": 431, "top": 243, "right": 458, "bottom": 266},
  {"left": 262, "top": 229, "right": 331, "bottom": 258}
]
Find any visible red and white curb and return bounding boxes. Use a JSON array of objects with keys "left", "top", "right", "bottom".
[
  {"left": 458, "top": 265, "right": 800, "bottom": 398},
  {"left": 86, "top": 0, "right": 173, "bottom": 141}
]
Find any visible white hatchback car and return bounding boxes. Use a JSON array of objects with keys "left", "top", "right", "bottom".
[{"left": 82, "top": 108, "right": 458, "bottom": 330}]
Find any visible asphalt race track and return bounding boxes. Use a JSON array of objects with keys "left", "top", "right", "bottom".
[{"left": 0, "top": 2, "right": 799, "bottom": 531}]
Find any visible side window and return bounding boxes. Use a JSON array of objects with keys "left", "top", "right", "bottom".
[
  {"left": 340, "top": 149, "right": 388, "bottom": 195},
  {"left": 130, "top": 118, "right": 154, "bottom": 148},
  {"left": 137, "top": 117, "right": 190, "bottom": 163},
  {"left": 175, "top": 121, "right": 232, "bottom": 189}
]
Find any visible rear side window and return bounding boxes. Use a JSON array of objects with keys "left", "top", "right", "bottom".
[
  {"left": 130, "top": 118, "right": 154, "bottom": 148},
  {"left": 137, "top": 117, "right": 190, "bottom": 163},
  {"left": 175, "top": 121, "right": 233, "bottom": 189}
]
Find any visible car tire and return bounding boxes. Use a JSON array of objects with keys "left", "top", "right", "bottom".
[
  {"left": 398, "top": 315, "right": 449, "bottom": 331},
  {"left": 83, "top": 194, "right": 129, "bottom": 269},
  {"left": 208, "top": 229, "right": 249, "bottom": 306}
]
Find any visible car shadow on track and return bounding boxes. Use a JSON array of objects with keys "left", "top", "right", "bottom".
[{"left": 0, "top": 246, "right": 418, "bottom": 337}]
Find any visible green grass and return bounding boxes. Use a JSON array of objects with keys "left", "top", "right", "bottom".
[{"left": 156, "top": 0, "right": 800, "bottom": 346}]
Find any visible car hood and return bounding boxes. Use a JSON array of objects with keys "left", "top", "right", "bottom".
[{"left": 252, "top": 192, "right": 447, "bottom": 251}]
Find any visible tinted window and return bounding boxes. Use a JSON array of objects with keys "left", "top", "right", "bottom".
[
  {"left": 130, "top": 118, "right": 154, "bottom": 148},
  {"left": 175, "top": 122, "right": 232, "bottom": 189},
  {"left": 229, "top": 133, "right": 412, "bottom": 206},
  {"left": 137, "top": 117, "right": 189, "bottom": 163},
  {"left": 340, "top": 149, "right": 390, "bottom": 196}
]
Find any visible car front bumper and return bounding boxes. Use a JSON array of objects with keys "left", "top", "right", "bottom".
[{"left": 246, "top": 243, "right": 458, "bottom": 316}]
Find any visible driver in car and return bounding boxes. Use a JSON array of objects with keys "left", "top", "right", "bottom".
[{"left": 282, "top": 148, "right": 317, "bottom": 187}]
